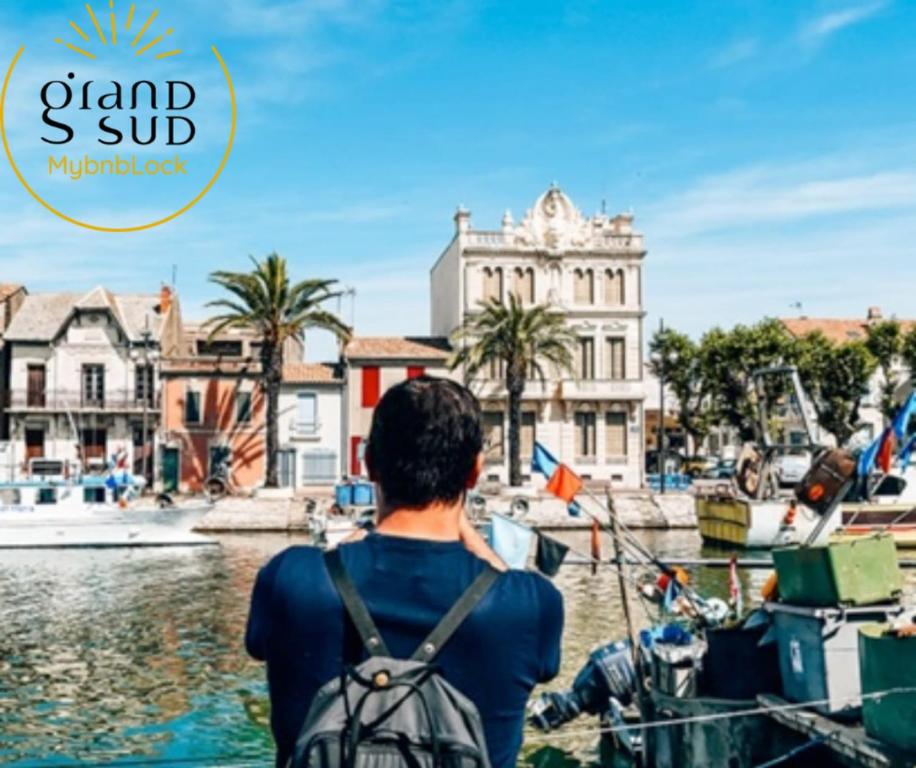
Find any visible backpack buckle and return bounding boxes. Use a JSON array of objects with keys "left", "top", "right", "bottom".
[{"left": 372, "top": 670, "right": 391, "bottom": 689}]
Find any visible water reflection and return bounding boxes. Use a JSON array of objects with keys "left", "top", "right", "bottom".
[{"left": 1, "top": 531, "right": 913, "bottom": 766}]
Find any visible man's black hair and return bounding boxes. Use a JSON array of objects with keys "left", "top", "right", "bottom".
[{"left": 366, "top": 376, "right": 483, "bottom": 509}]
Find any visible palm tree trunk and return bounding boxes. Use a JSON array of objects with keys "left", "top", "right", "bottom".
[
  {"left": 263, "top": 343, "right": 282, "bottom": 488},
  {"left": 507, "top": 373, "right": 524, "bottom": 487}
]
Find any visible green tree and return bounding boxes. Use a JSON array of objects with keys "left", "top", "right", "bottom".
[
  {"left": 648, "top": 326, "right": 711, "bottom": 454},
  {"left": 207, "top": 254, "right": 350, "bottom": 488},
  {"left": 449, "top": 295, "right": 577, "bottom": 486},
  {"left": 865, "top": 319, "right": 902, "bottom": 420},
  {"left": 795, "top": 332, "right": 877, "bottom": 444},
  {"left": 698, "top": 319, "right": 794, "bottom": 441},
  {"left": 900, "top": 325, "right": 916, "bottom": 388}
]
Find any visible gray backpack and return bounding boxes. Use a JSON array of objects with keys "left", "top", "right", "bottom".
[{"left": 290, "top": 548, "right": 498, "bottom": 768}]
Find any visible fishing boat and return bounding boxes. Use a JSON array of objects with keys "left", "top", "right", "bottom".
[
  {"left": 0, "top": 461, "right": 213, "bottom": 548},
  {"left": 696, "top": 367, "right": 850, "bottom": 549},
  {"left": 695, "top": 484, "right": 841, "bottom": 548}
]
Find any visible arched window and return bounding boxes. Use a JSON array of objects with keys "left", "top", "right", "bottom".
[
  {"left": 483, "top": 267, "right": 503, "bottom": 302},
  {"left": 513, "top": 267, "right": 535, "bottom": 303},
  {"left": 605, "top": 268, "right": 625, "bottom": 305},
  {"left": 574, "top": 268, "right": 594, "bottom": 304}
]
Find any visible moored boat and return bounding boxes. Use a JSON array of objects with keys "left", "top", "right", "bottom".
[
  {"left": 695, "top": 483, "right": 841, "bottom": 548},
  {"left": 0, "top": 475, "right": 214, "bottom": 548}
]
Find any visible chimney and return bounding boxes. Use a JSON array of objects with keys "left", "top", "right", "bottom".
[
  {"left": 160, "top": 284, "right": 173, "bottom": 314},
  {"left": 867, "top": 306, "right": 882, "bottom": 322},
  {"left": 454, "top": 205, "right": 471, "bottom": 235}
]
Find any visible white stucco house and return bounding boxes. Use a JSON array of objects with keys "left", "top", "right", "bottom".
[
  {"left": 2, "top": 286, "right": 181, "bottom": 482},
  {"left": 279, "top": 362, "right": 345, "bottom": 487}
]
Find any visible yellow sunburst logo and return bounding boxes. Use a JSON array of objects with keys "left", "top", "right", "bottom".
[{"left": 54, "top": 2, "right": 181, "bottom": 60}]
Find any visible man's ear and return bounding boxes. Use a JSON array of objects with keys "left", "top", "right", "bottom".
[{"left": 466, "top": 453, "right": 485, "bottom": 489}]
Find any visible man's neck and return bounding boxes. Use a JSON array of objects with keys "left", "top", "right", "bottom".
[{"left": 374, "top": 500, "right": 462, "bottom": 541}]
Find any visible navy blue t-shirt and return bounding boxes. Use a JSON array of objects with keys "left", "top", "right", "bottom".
[{"left": 245, "top": 533, "right": 564, "bottom": 768}]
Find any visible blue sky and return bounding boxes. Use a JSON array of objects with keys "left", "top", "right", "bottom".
[{"left": 1, "top": 0, "right": 915, "bottom": 360}]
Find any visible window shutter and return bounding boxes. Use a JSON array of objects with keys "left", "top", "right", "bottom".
[
  {"left": 606, "top": 411, "right": 627, "bottom": 457},
  {"left": 361, "top": 366, "right": 381, "bottom": 407}
]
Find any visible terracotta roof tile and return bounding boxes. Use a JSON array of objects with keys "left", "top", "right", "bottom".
[
  {"left": 283, "top": 362, "right": 342, "bottom": 384},
  {"left": 344, "top": 336, "right": 452, "bottom": 361},
  {"left": 780, "top": 317, "right": 916, "bottom": 345},
  {"left": 0, "top": 284, "right": 24, "bottom": 302}
]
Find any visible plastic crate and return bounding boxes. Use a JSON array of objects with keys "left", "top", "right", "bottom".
[
  {"left": 772, "top": 534, "right": 902, "bottom": 607},
  {"left": 766, "top": 602, "right": 905, "bottom": 718},
  {"left": 859, "top": 622, "right": 916, "bottom": 754}
]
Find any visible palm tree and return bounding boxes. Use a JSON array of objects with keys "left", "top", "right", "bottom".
[
  {"left": 207, "top": 254, "right": 350, "bottom": 488},
  {"left": 450, "top": 294, "right": 578, "bottom": 486}
]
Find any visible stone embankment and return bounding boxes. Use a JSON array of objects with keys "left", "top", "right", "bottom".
[{"left": 194, "top": 488, "right": 698, "bottom": 532}]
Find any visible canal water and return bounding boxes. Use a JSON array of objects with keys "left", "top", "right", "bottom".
[{"left": 1, "top": 531, "right": 914, "bottom": 767}]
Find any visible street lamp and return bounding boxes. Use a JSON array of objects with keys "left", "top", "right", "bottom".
[
  {"left": 650, "top": 319, "right": 677, "bottom": 495},
  {"left": 130, "top": 322, "right": 159, "bottom": 490}
]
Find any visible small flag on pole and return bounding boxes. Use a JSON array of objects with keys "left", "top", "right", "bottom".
[
  {"left": 877, "top": 427, "right": 897, "bottom": 474},
  {"left": 535, "top": 532, "right": 569, "bottom": 577},
  {"left": 532, "top": 442, "right": 583, "bottom": 505},
  {"left": 728, "top": 555, "right": 743, "bottom": 617},
  {"left": 590, "top": 518, "right": 601, "bottom": 575},
  {"left": 489, "top": 513, "right": 535, "bottom": 570}
]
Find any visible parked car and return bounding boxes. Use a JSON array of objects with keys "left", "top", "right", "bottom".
[
  {"left": 704, "top": 458, "right": 737, "bottom": 480},
  {"left": 682, "top": 455, "right": 717, "bottom": 477},
  {"left": 774, "top": 451, "right": 811, "bottom": 487}
]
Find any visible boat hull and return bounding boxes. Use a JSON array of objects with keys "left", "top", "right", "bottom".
[
  {"left": 838, "top": 503, "right": 916, "bottom": 548},
  {"left": 0, "top": 501, "right": 215, "bottom": 549},
  {"left": 696, "top": 496, "right": 840, "bottom": 548}
]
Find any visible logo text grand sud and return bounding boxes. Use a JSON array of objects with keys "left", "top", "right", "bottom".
[
  {"left": 0, "top": 2, "right": 236, "bottom": 233},
  {"left": 43, "top": 74, "right": 196, "bottom": 180}
]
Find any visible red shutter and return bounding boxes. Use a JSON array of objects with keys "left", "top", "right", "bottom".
[
  {"left": 407, "top": 366, "right": 425, "bottom": 380},
  {"left": 361, "top": 366, "right": 380, "bottom": 407},
  {"left": 350, "top": 436, "right": 363, "bottom": 476}
]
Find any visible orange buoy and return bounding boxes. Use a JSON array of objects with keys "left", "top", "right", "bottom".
[{"left": 761, "top": 571, "right": 779, "bottom": 601}]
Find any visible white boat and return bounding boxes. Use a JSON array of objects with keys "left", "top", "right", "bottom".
[
  {"left": 0, "top": 472, "right": 214, "bottom": 549},
  {"left": 695, "top": 484, "right": 841, "bottom": 548}
]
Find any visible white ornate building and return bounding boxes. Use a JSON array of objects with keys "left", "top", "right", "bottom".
[{"left": 431, "top": 185, "right": 646, "bottom": 488}]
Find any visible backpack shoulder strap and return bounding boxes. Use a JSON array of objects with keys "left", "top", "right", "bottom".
[
  {"left": 411, "top": 566, "right": 499, "bottom": 663},
  {"left": 324, "top": 548, "right": 390, "bottom": 657}
]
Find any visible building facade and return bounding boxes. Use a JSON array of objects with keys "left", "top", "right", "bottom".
[
  {"left": 159, "top": 324, "right": 270, "bottom": 493},
  {"left": 343, "top": 337, "right": 452, "bottom": 477},
  {"left": 0, "top": 284, "right": 27, "bottom": 441},
  {"left": 279, "top": 363, "right": 345, "bottom": 488},
  {"left": 780, "top": 307, "right": 915, "bottom": 444},
  {"left": 431, "top": 185, "right": 646, "bottom": 488},
  {"left": 3, "top": 286, "right": 181, "bottom": 482}
]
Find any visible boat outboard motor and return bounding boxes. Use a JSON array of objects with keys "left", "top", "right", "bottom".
[{"left": 528, "top": 640, "right": 637, "bottom": 731}]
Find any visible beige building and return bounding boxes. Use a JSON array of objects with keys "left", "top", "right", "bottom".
[{"left": 431, "top": 185, "right": 646, "bottom": 488}]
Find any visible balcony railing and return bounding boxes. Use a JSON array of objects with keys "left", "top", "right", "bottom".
[
  {"left": 290, "top": 418, "right": 321, "bottom": 438},
  {"left": 470, "top": 379, "right": 557, "bottom": 401},
  {"left": 463, "top": 230, "right": 645, "bottom": 251},
  {"left": 560, "top": 378, "right": 645, "bottom": 400},
  {"left": 6, "top": 389, "right": 160, "bottom": 412}
]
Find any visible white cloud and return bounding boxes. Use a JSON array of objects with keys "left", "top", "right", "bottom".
[
  {"left": 798, "top": 1, "right": 888, "bottom": 46},
  {"left": 646, "top": 161, "right": 916, "bottom": 236},
  {"left": 710, "top": 37, "right": 759, "bottom": 69}
]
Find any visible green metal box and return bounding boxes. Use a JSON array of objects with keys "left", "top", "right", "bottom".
[
  {"left": 859, "top": 623, "right": 916, "bottom": 755},
  {"left": 772, "top": 534, "right": 902, "bottom": 607}
]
